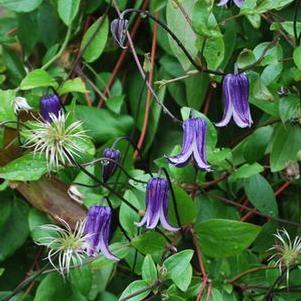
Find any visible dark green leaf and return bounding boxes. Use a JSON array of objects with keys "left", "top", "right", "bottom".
[
  {"left": 195, "top": 219, "right": 261, "bottom": 258},
  {"left": 0, "top": 0, "right": 43, "bottom": 12}
]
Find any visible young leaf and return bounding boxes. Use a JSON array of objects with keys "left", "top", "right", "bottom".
[
  {"left": 81, "top": 17, "right": 109, "bottom": 63},
  {"left": 142, "top": 255, "right": 157, "bottom": 285}
]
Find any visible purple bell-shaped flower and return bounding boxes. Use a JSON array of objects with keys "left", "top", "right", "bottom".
[
  {"left": 216, "top": 73, "right": 253, "bottom": 128},
  {"left": 136, "top": 178, "right": 179, "bottom": 232},
  {"left": 40, "top": 94, "right": 62, "bottom": 123},
  {"left": 110, "top": 17, "right": 128, "bottom": 49},
  {"left": 102, "top": 148, "right": 121, "bottom": 183},
  {"left": 166, "top": 118, "right": 211, "bottom": 171},
  {"left": 84, "top": 206, "right": 119, "bottom": 261}
]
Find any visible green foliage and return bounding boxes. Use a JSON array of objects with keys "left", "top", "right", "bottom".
[{"left": 0, "top": 0, "right": 301, "bottom": 300}]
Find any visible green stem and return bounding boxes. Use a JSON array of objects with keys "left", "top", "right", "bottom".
[{"left": 41, "top": 24, "right": 73, "bottom": 70}]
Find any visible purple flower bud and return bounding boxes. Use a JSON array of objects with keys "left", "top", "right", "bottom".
[
  {"left": 40, "top": 94, "right": 62, "bottom": 123},
  {"left": 110, "top": 18, "right": 128, "bottom": 49},
  {"left": 218, "top": 0, "right": 244, "bottom": 7},
  {"left": 166, "top": 118, "right": 211, "bottom": 171},
  {"left": 84, "top": 206, "right": 119, "bottom": 261},
  {"left": 216, "top": 73, "right": 253, "bottom": 128},
  {"left": 102, "top": 148, "right": 121, "bottom": 183},
  {"left": 136, "top": 178, "right": 179, "bottom": 232}
]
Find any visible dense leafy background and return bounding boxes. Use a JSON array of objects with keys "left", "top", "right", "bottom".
[{"left": 0, "top": 0, "right": 301, "bottom": 300}]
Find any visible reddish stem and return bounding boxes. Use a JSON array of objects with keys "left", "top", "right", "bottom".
[{"left": 133, "top": 12, "right": 159, "bottom": 159}]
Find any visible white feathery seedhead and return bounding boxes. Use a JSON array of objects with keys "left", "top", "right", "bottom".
[
  {"left": 268, "top": 228, "right": 301, "bottom": 283},
  {"left": 23, "top": 112, "right": 89, "bottom": 171},
  {"left": 36, "top": 218, "right": 89, "bottom": 276}
]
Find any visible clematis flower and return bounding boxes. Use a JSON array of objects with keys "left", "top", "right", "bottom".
[
  {"left": 217, "top": 0, "right": 244, "bottom": 8},
  {"left": 110, "top": 17, "right": 128, "bottom": 48},
  {"left": 136, "top": 178, "right": 179, "bottom": 232},
  {"left": 216, "top": 73, "right": 253, "bottom": 128},
  {"left": 84, "top": 206, "right": 119, "bottom": 261},
  {"left": 102, "top": 148, "right": 121, "bottom": 183},
  {"left": 23, "top": 112, "right": 89, "bottom": 170},
  {"left": 268, "top": 228, "right": 301, "bottom": 283},
  {"left": 13, "top": 96, "right": 32, "bottom": 114},
  {"left": 40, "top": 93, "right": 62, "bottom": 123},
  {"left": 166, "top": 118, "right": 211, "bottom": 171},
  {"left": 36, "top": 218, "right": 89, "bottom": 276}
]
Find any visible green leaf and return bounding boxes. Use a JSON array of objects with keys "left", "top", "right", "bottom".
[
  {"left": 229, "top": 163, "right": 264, "bottom": 181},
  {"left": 203, "top": 36, "right": 225, "bottom": 70},
  {"left": 163, "top": 250, "right": 194, "bottom": 291},
  {"left": 279, "top": 95, "right": 300, "bottom": 124},
  {"left": 74, "top": 105, "right": 133, "bottom": 144},
  {"left": 142, "top": 255, "right": 157, "bottom": 285},
  {"left": 253, "top": 43, "right": 282, "bottom": 66},
  {"left": 20, "top": 69, "right": 57, "bottom": 90},
  {"left": 243, "top": 126, "right": 273, "bottom": 163},
  {"left": 166, "top": 0, "right": 197, "bottom": 70},
  {"left": 256, "top": 0, "right": 294, "bottom": 13},
  {"left": 0, "top": 89, "right": 16, "bottom": 123},
  {"left": 0, "top": 153, "right": 48, "bottom": 181},
  {"left": 237, "top": 49, "right": 256, "bottom": 69},
  {"left": 34, "top": 273, "right": 86, "bottom": 301},
  {"left": 293, "top": 45, "right": 301, "bottom": 71},
  {"left": 70, "top": 266, "right": 92, "bottom": 296},
  {"left": 57, "top": 0, "right": 80, "bottom": 26},
  {"left": 58, "top": 77, "right": 88, "bottom": 95},
  {"left": 0, "top": 198, "right": 29, "bottom": 261},
  {"left": 0, "top": 0, "right": 43, "bottom": 12},
  {"left": 81, "top": 17, "right": 109, "bottom": 63},
  {"left": 270, "top": 123, "right": 301, "bottom": 172},
  {"left": 244, "top": 174, "right": 278, "bottom": 216},
  {"left": 28, "top": 208, "right": 51, "bottom": 242},
  {"left": 195, "top": 219, "right": 261, "bottom": 258},
  {"left": 119, "top": 190, "right": 141, "bottom": 237},
  {"left": 118, "top": 280, "right": 150, "bottom": 301},
  {"left": 131, "top": 232, "right": 167, "bottom": 259}
]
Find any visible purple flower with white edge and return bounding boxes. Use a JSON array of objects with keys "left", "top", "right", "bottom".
[
  {"left": 218, "top": 0, "right": 244, "bottom": 7},
  {"left": 111, "top": 18, "right": 128, "bottom": 49},
  {"left": 84, "top": 206, "right": 119, "bottom": 261},
  {"left": 136, "top": 178, "right": 179, "bottom": 232},
  {"left": 40, "top": 94, "right": 62, "bottom": 123},
  {"left": 166, "top": 118, "right": 211, "bottom": 171},
  {"left": 102, "top": 148, "right": 121, "bottom": 183},
  {"left": 216, "top": 73, "right": 253, "bottom": 128}
]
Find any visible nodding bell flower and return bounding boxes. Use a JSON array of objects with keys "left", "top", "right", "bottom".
[
  {"left": 13, "top": 96, "right": 32, "bottom": 114},
  {"left": 40, "top": 93, "right": 62, "bottom": 123},
  {"left": 36, "top": 218, "right": 89, "bottom": 276},
  {"left": 216, "top": 72, "right": 253, "bottom": 128},
  {"left": 136, "top": 178, "right": 179, "bottom": 232},
  {"left": 268, "top": 228, "right": 301, "bottom": 283},
  {"left": 23, "top": 112, "right": 89, "bottom": 170},
  {"left": 110, "top": 17, "right": 128, "bottom": 49},
  {"left": 217, "top": 0, "right": 244, "bottom": 8},
  {"left": 84, "top": 206, "right": 119, "bottom": 261},
  {"left": 166, "top": 118, "right": 211, "bottom": 171},
  {"left": 102, "top": 148, "right": 121, "bottom": 183}
]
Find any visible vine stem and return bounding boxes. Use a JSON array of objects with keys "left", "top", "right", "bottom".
[
  {"left": 228, "top": 265, "right": 276, "bottom": 284},
  {"left": 191, "top": 228, "right": 208, "bottom": 301},
  {"left": 126, "top": 31, "right": 181, "bottom": 123},
  {"left": 121, "top": 9, "right": 225, "bottom": 76},
  {"left": 133, "top": 11, "right": 159, "bottom": 159},
  {"left": 41, "top": 24, "right": 73, "bottom": 70},
  {"left": 97, "top": 0, "right": 150, "bottom": 108}
]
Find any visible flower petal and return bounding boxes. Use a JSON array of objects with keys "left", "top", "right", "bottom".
[
  {"left": 166, "top": 119, "right": 194, "bottom": 166},
  {"left": 216, "top": 75, "right": 234, "bottom": 127},
  {"left": 217, "top": 0, "right": 230, "bottom": 6},
  {"left": 192, "top": 118, "right": 211, "bottom": 171}
]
